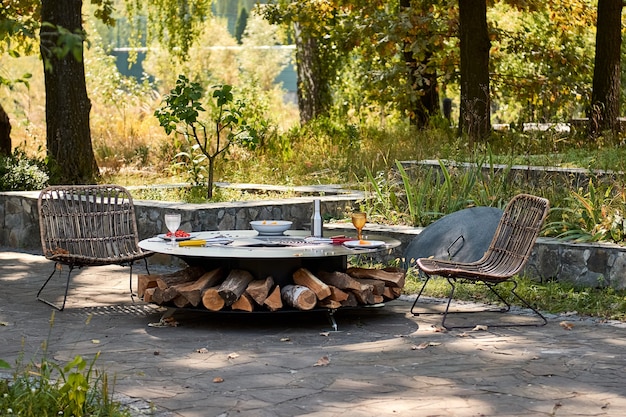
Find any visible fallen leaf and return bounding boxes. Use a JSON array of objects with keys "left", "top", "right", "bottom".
[
  {"left": 319, "top": 332, "right": 330, "bottom": 337},
  {"left": 458, "top": 332, "right": 470, "bottom": 337},
  {"left": 412, "top": 342, "right": 430, "bottom": 350},
  {"left": 213, "top": 376, "right": 224, "bottom": 383},
  {"left": 472, "top": 325, "right": 489, "bottom": 331},
  {"left": 163, "top": 317, "right": 178, "bottom": 326},
  {"left": 431, "top": 325, "right": 446, "bottom": 333},
  {"left": 196, "top": 348, "right": 209, "bottom": 354},
  {"left": 313, "top": 356, "right": 330, "bottom": 366},
  {"left": 148, "top": 317, "right": 179, "bottom": 327},
  {"left": 280, "top": 337, "right": 291, "bottom": 342},
  {"left": 227, "top": 352, "right": 240, "bottom": 360},
  {"left": 559, "top": 321, "right": 574, "bottom": 330},
  {"left": 0, "top": 322, "right": 9, "bottom": 326},
  {"left": 91, "top": 339, "right": 100, "bottom": 344},
  {"left": 412, "top": 341, "right": 441, "bottom": 350}
]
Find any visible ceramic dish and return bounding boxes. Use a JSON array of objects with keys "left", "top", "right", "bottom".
[
  {"left": 343, "top": 240, "right": 386, "bottom": 248},
  {"left": 250, "top": 220, "right": 292, "bottom": 235}
]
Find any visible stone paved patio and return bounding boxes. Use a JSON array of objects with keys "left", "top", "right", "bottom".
[{"left": 1, "top": 249, "right": 626, "bottom": 416}]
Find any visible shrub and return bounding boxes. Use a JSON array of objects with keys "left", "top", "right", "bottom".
[
  {"left": 0, "top": 149, "right": 49, "bottom": 191},
  {"left": 0, "top": 353, "right": 130, "bottom": 417},
  {"left": 0, "top": 312, "right": 130, "bottom": 417}
]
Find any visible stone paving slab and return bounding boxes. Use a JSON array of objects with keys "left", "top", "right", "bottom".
[{"left": 2, "top": 249, "right": 626, "bottom": 416}]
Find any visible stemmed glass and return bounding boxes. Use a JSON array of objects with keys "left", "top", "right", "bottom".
[
  {"left": 351, "top": 212, "right": 367, "bottom": 241},
  {"left": 164, "top": 213, "right": 182, "bottom": 247}
]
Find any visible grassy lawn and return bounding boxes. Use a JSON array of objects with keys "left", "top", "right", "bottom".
[{"left": 402, "top": 271, "right": 626, "bottom": 322}]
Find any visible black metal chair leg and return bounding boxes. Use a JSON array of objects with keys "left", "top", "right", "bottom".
[
  {"left": 129, "top": 264, "right": 136, "bottom": 301},
  {"left": 411, "top": 276, "right": 547, "bottom": 329},
  {"left": 410, "top": 273, "right": 432, "bottom": 315},
  {"left": 442, "top": 280, "right": 547, "bottom": 329},
  {"left": 37, "top": 263, "right": 73, "bottom": 311},
  {"left": 440, "top": 277, "right": 457, "bottom": 330},
  {"left": 485, "top": 282, "right": 511, "bottom": 312},
  {"left": 130, "top": 258, "right": 151, "bottom": 301},
  {"left": 510, "top": 283, "right": 548, "bottom": 326},
  {"left": 129, "top": 258, "right": 150, "bottom": 297}
]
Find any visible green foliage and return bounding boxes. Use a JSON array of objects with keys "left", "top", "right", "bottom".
[
  {"left": 489, "top": 1, "right": 596, "bottom": 123},
  {"left": 124, "top": 0, "right": 212, "bottom": 61},
  {"left": 545, "top": 179, "right": 626, "bottom": 244},
  {"left": 0, "top": 311, "right": 129, "bottom": 417},
  {"left": 155, "top": 75, "right": 205, "bottom": 134},
  {"left": 39, "top": 22, "right": 90, "bottom": 72},
  {"left": 0, "top": 353, "right": 129, "bottom": 417},
  {"left": 0, "top": 149, "right": 49, "bottom": 191},
  {"left": 0, "top": 0, "right": 40, "bottom": 59},
  {"left": 155, "top": 75, "right": 260, "bottom": 198},
  {"left": 362, "top": 154, "right": 517, "bottom": 227},
  {"left": 406, "top": 273, "right": 626, "bottom": 321}
]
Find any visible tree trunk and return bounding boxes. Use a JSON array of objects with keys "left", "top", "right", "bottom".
[
  {"left": 207, "top": 155, "right": 215, "bottom": 199},
  {"left": 0, "top": 103, "right": 11, "bottom": 156},
  {"left": 294, "top": 23, "right": 331, "bottom": 124},
  {"left": 40, "top": 0, "right": 99, "bottom": 184},
  {"left": 589, "top": 0, "right": 622, "bottom": 137},
  {"left": 458, "top": 0, "right": 491, "bottom": 145}
]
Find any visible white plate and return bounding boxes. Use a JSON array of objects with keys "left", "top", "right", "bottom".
[
  {"left": 343, "top": 240, "right": 386, "bottom": 248},
  {"left": 157, "top": 232, "right": 198, "bottom": 241}
]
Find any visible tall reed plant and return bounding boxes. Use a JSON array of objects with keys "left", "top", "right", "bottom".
[
  {"left": 545, "top": 178, "right": 626, "bottom": 244},
  {"left": 362, "top": 155, "right": 519, "bottom": 227}
]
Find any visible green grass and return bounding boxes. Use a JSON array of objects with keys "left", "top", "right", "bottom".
[
  {"left": 0, "top": 313, "right": 132, "bottom": 417},
  {"left": 404, "top": 270, "right": 626, "bottom": 322}
]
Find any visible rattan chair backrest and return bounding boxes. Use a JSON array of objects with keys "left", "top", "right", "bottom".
[
  {"left": 38, "top": 185, "right": 144, "bottom": 265},
  {"left": 479, "top": 193, "right": 550, "bottom": 277}
]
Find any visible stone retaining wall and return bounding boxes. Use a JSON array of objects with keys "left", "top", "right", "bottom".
[
  {"left": 0, "top": 190, "right": 362, "bottom": 251},
  {"left": 399, "top": 159, "right": 619, "bottom": 190},
  {"left": 2, "top": 190, "right": 626, "bottom": 289},
  {"left": 526, "top": 238, "right": 626, "bottom": 289}
]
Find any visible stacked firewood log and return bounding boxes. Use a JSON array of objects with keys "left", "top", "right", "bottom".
[{"left": 138, "top": 266, "right": 405, "bottom": 312}]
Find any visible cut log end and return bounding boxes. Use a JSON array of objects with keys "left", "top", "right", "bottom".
[{"left": 281, "top": 285, "right": 317, "bottom": 311}]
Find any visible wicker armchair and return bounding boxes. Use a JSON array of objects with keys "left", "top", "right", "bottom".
[
  {"left": 411, "top": 194, "right": 549, "bottom": 329},
  {"left": 37, "top": 185, "right": 153, "bottom": 310}
]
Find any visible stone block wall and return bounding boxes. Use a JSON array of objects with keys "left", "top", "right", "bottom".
[
  {"left": 524, "top": 238, "right": 626, "bottom": 290},
  {"left": 399, "top": 159, "right": 618, "bottom": 191},
  {"left": 0, "top": 191, "right": 360, "bottom": 252},
  {"left": 0, "top": 191, "right": 40, "bottom": 250}
]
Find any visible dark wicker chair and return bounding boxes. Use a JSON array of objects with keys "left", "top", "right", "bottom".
[
  {"left": 37, "top": 185, "right": 154, "bottom": 310},
  {"left": 411, "top": 194, "right": 550, "bottom": 329}
]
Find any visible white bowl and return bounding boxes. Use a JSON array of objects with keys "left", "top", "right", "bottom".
[{"left": 250, "top": 220, "right": 292, "bottom": 235}]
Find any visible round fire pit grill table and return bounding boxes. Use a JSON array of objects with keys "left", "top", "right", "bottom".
[{"left": 139, "top": 230, "right": 401, "bottom": 330}]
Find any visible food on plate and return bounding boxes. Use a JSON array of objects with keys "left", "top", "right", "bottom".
[{"left": 165, "top": 230, "right": 191, "bottom": 238}]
